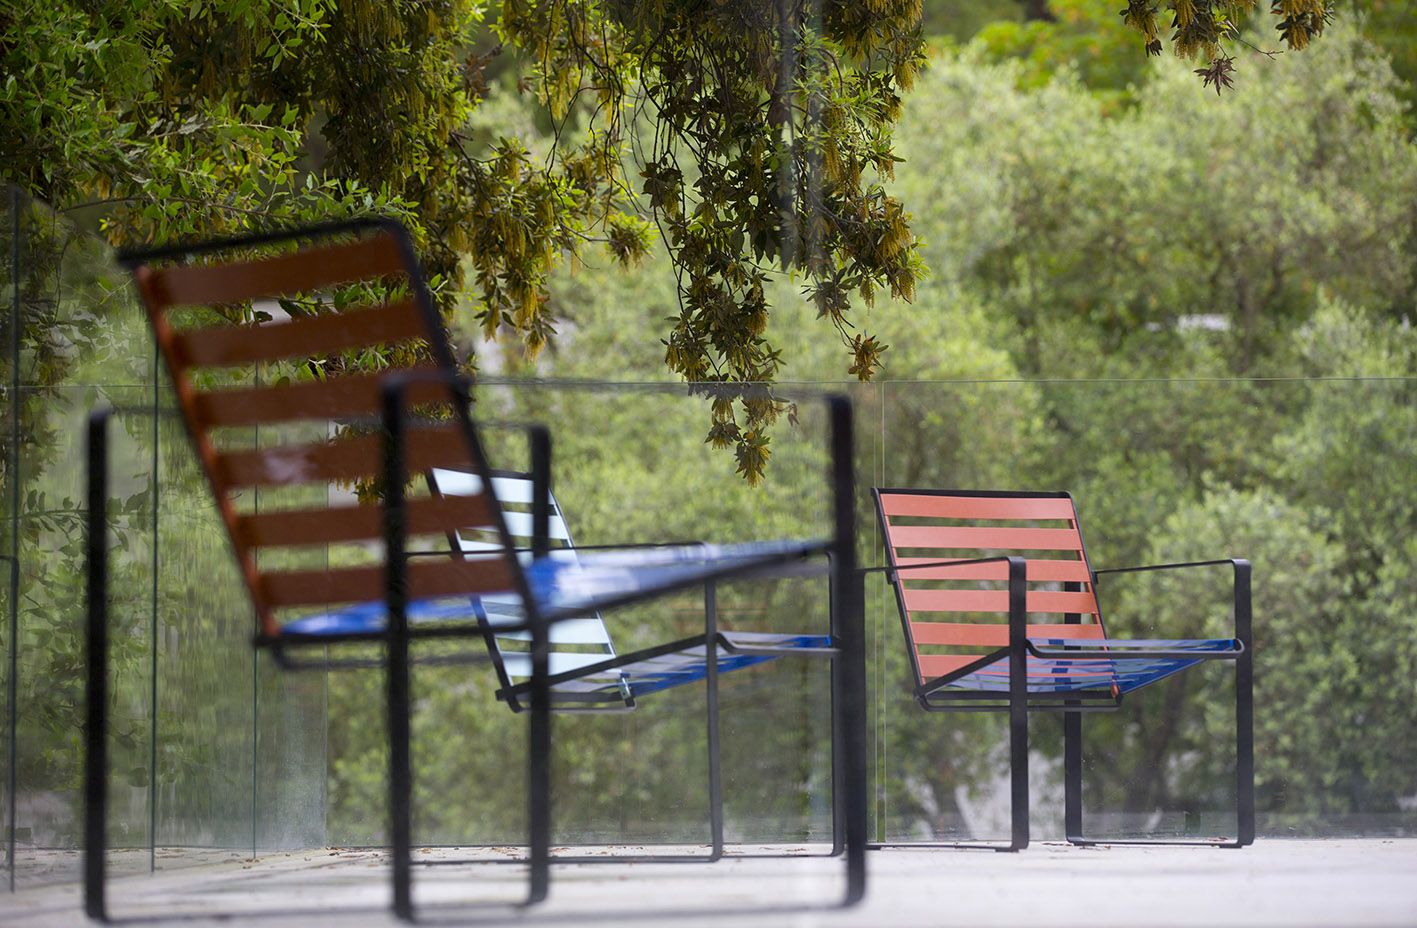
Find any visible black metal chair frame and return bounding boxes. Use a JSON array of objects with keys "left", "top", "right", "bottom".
[
  {"left": 435, "top": 465, "right": 854, "bottom": 867},
  {"left": 868, "top": 486, "right": 1255, "bottom": 852},
  {"left": 82, "top": 219, "right": 868, "bottom": 921}
]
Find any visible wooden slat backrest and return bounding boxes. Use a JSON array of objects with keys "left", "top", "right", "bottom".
[
  {"left": 127, "top": 221, "right": 520, "bottom": 639},
  {"left": 873, "top": 489, "right": 1108, "bottom": 686}
]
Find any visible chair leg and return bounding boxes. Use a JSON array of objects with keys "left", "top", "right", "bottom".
[
  {"left": 827, "top": 566, "right": 845, "bottom": 859},
  {"left": 704, "top": 583, "right": 725, "bottom": 861},
  {"left": 84, "top": 411, "right": 110, "bottom": 921},
  {"left": 1235, "top": 591, "right": 1255, "bottom": 847},
  {"left": 1005, "top": 556, "right": 1029, "bottom": 852},
  {"left": 839, "top": 570, "right": 868, "bottom": 903},
  {"left": 827, "top": 397, "right": 867, "bottom": 904},
  {"left": 387, "top": 629, "right": 413, "bottom": 920},
  {"left": 1006, "top": 683, "right": 1029, "bottom": 851},
  {"left": 527, "top": 613, "right": 551, "bottom": 901},
  {"left": 1235, "top": 667, "right": 1255, "bottom": 846},
  {"left": 1235, "top": 558, "right": 1258, "bottom": 850},
  {"left": 527, "top": 424, "right": 552, "bottom": 899},
  {"left": 1064, "top": 710, "right": 1083, "bottom": 844}
]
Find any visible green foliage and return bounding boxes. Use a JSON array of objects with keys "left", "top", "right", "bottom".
[
  {"left": 1, "top": 0, "right": 935, "bottom": 483},
  {"left": 497, "top": 0, "right": 929, "bottom": 480},
  {"left": 0, "top": 0, "right": 640, "bottom": 341},
  {"left": 852, "top": 33, "right": 1417, "bottom": 831},
  {"left": 921, "top": 0, "right": 1022, "bottom": 41},
  {"left": 1118, "top": 1, "right": 1331, "bottom": 85},
  {"left": 1104, "top": 482, "right": 1417, "bottom": 818},
  {"left": 893, "top": 25, "right": 1416, "bottom": 378},
  {"left": 439, "top": 21, "right": 1417, "bottom": 837},
  {"left": 977, "top": 0, "right": 1152, "bottom": 94},
  {"left": 1348, "top": 0, "right": 1417, "bottom": 104}
]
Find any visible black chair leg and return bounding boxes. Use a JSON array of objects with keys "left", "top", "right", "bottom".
[
  {"left": 527, "top": 615, "right": 551, "bottom": 902},
  {"left": 841, "top": 570, "right": 869, "bottom": 904},
  {"left": 1005, "top": 556, "right": 1029, "bottom": 852},
  {"left": 527, "top": 423, "right": 553, "bottom": 901},
  {"left": 828, "top": 396, "right": 868, "bottom": 904},
  {"left": 1006, "top": 686, "right": 1029, "bottom": 851},
  {"left": 382, "top": 386, "right": 415, "bottom": 920},
  {"left": 387, "top": 632, "right": 413, "bottom": 920},
  {"left": 826, "top": 564, "right": 845, "bottom": 859},
  {"left": 1064, "top": 710, "right": 1083, "bottom": 844},
  {"left": 704, "top": 583, "right": 725, "bottom": 861},
  {"left": 1235, "top": 560, "right": 1255, "bottom": 847},
  {"left": 84, "top": 410, "right": 111, "bottom": 921}
]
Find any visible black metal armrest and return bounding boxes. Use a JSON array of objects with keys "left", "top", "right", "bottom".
[
  {"left": 1092, "top": 557, "right": 1245, "bottom": 578},
  {"left": 1024, "top": 639, "right": 1245, "bottom": 660},
  {"left": 1092, "top": 558, "right": 1252, "bottom": 647},
  {"left": 716, "top": 632, "right": 842, "bottom": 658},
  {"left": 859, "top": 554, "right": 1022, "bottom": 579}
]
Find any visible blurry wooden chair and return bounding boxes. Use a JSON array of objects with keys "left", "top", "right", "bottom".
[{"left": 82, "top": 219, "right": 867, "bottom": 921}]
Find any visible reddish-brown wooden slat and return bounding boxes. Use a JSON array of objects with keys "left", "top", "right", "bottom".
[
  {"left": 914, "top": 652, "right": 1116, "bottom": 683},
  {"left": 887, "top": 524, "right": 1082, "bottom": 552},
  {"left": 153, "top": 234, "right": 405, "bottom": 307},
  {"left": 892, "top": 557, "right": 1091, "bottom": 583},
  {"left": 917, "top": 654, "right": 995, "bottom": 679},
  {"left": 215, "top": 424, "right": 472, "bottom": 488},
  {"left": 194, "top": 370, "right": 454, "bottom": 428},
  {"left": 911, "top": 621, "right": 1104, "bottom": 647},
  {"left": 261, "top": 556, "right": 515, "bottom": 609},
  {"left": 175, "top": 300, "right": 425, "bottom": 370},
  {"left": 880, "top": 493, "right": 1077, "bottom": 521},
  {"left": 901, "top": 588, "right": 1098, "bottom": 615},
  {"left": 236, "top": 494, "right": 494, "bottom": 549}
]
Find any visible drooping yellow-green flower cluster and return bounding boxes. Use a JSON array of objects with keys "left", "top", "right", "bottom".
[
  {"left": 504, "top": 0, "right": 927, "bottom": 482},
  {"left": 1119, "top": 0, "right": 1330, "bottom": 93}
]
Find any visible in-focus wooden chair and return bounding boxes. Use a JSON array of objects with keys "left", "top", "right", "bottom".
[
  {"left": 82, "top": 219, "right": 867, "bottom": 921},
  {"left": 870, "top": 487, "right": 1253, "bottom": 851}
]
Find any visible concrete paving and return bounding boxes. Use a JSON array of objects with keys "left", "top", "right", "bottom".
[{"left": 3, "top": 839, "right": 1415, "bottom": 926}]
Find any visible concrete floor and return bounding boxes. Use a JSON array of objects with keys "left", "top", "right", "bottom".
[{"left": 3, "top": 839, "right": 1415, "bottom": 926}]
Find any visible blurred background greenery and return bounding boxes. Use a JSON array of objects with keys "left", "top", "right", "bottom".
[{"left": 3, "top": 0, "right": 1416, "bottom": 891}]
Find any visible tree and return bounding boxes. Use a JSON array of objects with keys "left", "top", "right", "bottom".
[
  {"left": 3, "top": 0, "right": 1339, "bottom": 481},
  {"left": 888, "top": 23, "right": 1417, "bottom": 379},
  {"left": 1, "top": 0, "right": 924, "bottom": 481}
]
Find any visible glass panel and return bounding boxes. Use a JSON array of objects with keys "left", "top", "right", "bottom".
[
  {"left": 86, "top": 397, "right": 158, "bottom": 879},
  {"left": 874, "top": 378, "right": 1417, "bottom": 841},
  {"left": 493, "top": 383, "right": 840, "bottom": 846},
  {"left": 254, "top": 652, "right": 327, "bottom": 854},
  {"left": 318, "top": 382, "right": 847, "bottom": 848},
  {"left": 2, "top": 187, "right": 16, "bottom": 891},
  {"left": 2, "top": 186, "right": 158, "bottom": 886},
  {"left": 153, "top": 407, "right": 258, "bottom": 869},
  {"left": 5, "top": 182, "right": 1416, "bottom": 897}
]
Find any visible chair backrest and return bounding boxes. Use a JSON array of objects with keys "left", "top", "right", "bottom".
[
  {"left": 126, "top": 220, "right": 524, "bottom": 640},
  {"left": 872, "top": 488, "right": 1109, "bottom": 686},
  {"left": 430, "top": 468, "right": 622, "bottom": 701}
]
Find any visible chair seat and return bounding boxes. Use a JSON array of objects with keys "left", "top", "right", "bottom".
[
  {"left": 522, "top": 631, "right": 835, "bottom": 699},
  {"left": 931, "top": 636, "right": 1242, "bottom": 695},
  {"left": 282, "top": 538, "right": 829, "bottom": 636}
]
